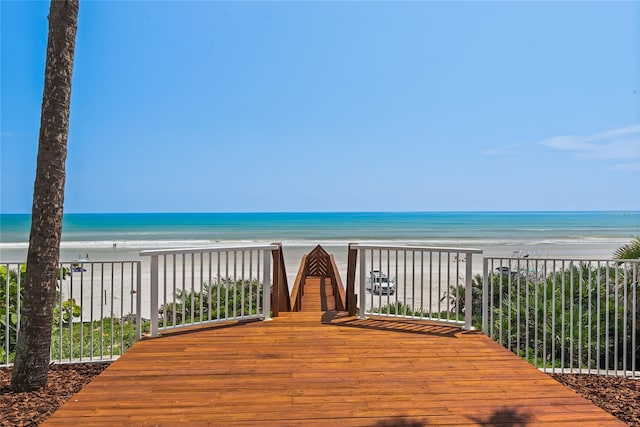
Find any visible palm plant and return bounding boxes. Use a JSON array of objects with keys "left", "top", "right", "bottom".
[
  {"left": 12, "top": 0, "right": 79, "bottom": 391},
  {"left": 614, "top": 236, "right": 640, "bottom": 259},
  {"left": 491, "top": 262, "right": 638, "bottom": 372},
  {"left": 160, "top": 279, "right": 265, "bottom": 326}
]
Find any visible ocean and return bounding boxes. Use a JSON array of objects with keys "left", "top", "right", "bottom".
[{"left": 1, "top": 211, "right": 638, "bottom": 260}]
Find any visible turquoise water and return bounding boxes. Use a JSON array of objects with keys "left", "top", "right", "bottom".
[{"left": 1, "top": 212, "right": 638, "bottom": 248}]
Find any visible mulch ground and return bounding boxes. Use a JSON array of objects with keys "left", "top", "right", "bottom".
[
  {"left": 1, "top": 363, "right": 109, "bottom": 427},
  {"left": 0, "top": 365, "right": 638, "bottom": 426},
  {"left": 550, "top": 373, "right": 640, "bottom": 426}
]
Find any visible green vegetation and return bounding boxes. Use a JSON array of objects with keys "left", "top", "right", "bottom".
[
  {"left": 159, "top": 279, "right": 265, "bottom": 327},
  {"left": 372, "top": 301, "right": 465, "bottom": 323},
  {"left": 442, "top": 273, "right": 484, "bottom": 327},
  {"left": 1, "top": 264, "right": 148, "bottom": 364},
  {"left": 373, "top": 248, "right": 638, "bottom": 373},
  {"left": 0, "top": 265, "right": 24, "bottom": 363},
  {"left": 614, "top": 236, "right": 640, "bottom": 260},
  {"left": 2, "top": 263, "right": 265, "bottom": 365},
  {"left": 373, "top": 274, "right": 483, "bottom": 326},
  {"left": 431, "top": 245, "right": 639, "bottom": 373},
  {"left": 487, "top": 262, "right": 639, "bottom": 371},
  {"left": 50, "top": 316, "right": 148, "bottom": 361}
]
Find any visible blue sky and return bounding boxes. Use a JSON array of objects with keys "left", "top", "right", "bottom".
[{"left": 1, "top": 1, "right": 639, "bottom": 213}]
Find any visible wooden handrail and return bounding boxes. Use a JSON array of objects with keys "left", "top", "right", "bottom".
[
  {"left": 346, "top": 244, "right": 357, "bottom": 316},
  {"left": 329, "top": 254, "right": 346, "bottom": 311},
  {"left": 290, "top": 254, "right": 307, "bottom": 311},
  {"left": 270, "top": 243, "right": 290, "bottom": 316}
]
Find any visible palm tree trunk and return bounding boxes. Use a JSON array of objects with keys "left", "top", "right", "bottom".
[{"left": 11, "top": 0, "right": 79, "bottom": 392}]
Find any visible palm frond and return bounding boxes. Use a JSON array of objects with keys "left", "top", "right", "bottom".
[{"left": 614, "top": 236, "right": 640, "bottom": 259}]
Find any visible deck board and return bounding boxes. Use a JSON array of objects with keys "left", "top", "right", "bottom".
[
  {"left": 43, "top": 309, "right": 623, "bottom": 426},
  {"left": 300, "top": 277, "right": 335, "bottom": 312}
]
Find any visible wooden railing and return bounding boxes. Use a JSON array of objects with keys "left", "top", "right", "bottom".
[
  {"left": 328, "top": 254, "right": 346, "bottom": 311},
  {"left": 270, "top": 242, "right": 291, "bottom": 316},
  {"left": 290, "top": 254, "right": 307, "bottom": 311},
  {"left": 289, "top": 245, "right": 346, "bottom": 312}
]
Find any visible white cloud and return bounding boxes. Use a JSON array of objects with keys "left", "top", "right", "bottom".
[{"left": 540, "top": 125, "right": 640, "bottom": 170}]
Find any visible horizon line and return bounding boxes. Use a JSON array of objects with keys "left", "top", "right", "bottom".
[{"left": 2, "top": 210, "right": 639, "bottom": 216}]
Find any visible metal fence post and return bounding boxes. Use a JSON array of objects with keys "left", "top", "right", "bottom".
[
  {"left": 136, "top": 261, "right": 142, "bottom": 340},
  {"left": 3, "top": 264, "right": 10, "bottom": 366},
  {"left": 482, "top": 257, "right": 488, "bottom": 333},
  {"left": 263, "top": 249, "right": 271, "bottom": 320},
  {"left": 150, "top": 255, "right": 159, "bottom": 337},
  {"left": 464, "top": 253, "right": 473, "bottom": 330}
]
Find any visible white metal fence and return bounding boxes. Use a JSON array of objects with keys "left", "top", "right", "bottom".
[
  {"left": 483, "top": 257, "right": 639, "bottom": 378},
  {"left": 3, "top": 248, "right": 638, "bottom": 379},
  {"left": 1, "top": 261, "right": 142, "bottom": 367},
  {"left": 351, "top": 244, "right": 483, "bottom": 330},
  {"left": 141, "top": 245, "right": 277, "bottom": 337}
]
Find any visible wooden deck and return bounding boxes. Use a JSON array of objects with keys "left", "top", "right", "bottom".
[{"left": 44, "top": 281, "right": 623, "bottom": 426}]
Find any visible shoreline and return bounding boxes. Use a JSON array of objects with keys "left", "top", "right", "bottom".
[{"left": 0, "top": 236, "right": 628, "bottom": 258}]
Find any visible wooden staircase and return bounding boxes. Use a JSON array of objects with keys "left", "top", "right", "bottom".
[
  {"left": 290, "top": 245, "right": 346, "bottom": 313},
  {"left": 299, "top": 277, "right": 336, "bottom": 312}
]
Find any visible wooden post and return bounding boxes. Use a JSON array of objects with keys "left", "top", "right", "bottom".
[
  {"left": 271, "top": 245, "right": 281, "bottom": 317},
  {"left": 278, "top": 244, "right": 291, "bottom": 312},
  {"left": 346, "top": 244, "right": 357, "bottom": 316},
  {"left": 270, "top": 242, "right": 291, "bottom": 315}
]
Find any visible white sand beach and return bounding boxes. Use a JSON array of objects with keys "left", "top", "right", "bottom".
[
  {"left": 0, "top": 238, "right": 631, "bottom": 320},
  {"left": 2, "top": 239, "right": 621, "bottom": 320}
]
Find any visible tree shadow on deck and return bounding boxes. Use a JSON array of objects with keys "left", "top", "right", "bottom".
[
  {"left": 321, "top": 311, "right": 472, "bottom": 338},
  {"left": 371, "top": 417, "right": 426, "bottom": 426},
  {"left": 366, "top": 407, "right": 532, "bottom": 426},
  {"left": 468, "top": 407, "right": 532, "bottom": 426}
]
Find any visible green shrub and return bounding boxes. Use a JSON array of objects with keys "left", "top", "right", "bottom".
[
  {"left": 488, "top": 263, "right": 639, "bottom": 371},
  {"left": 50, "top": 316, "right": 150, "bottom": 361},
  {"left": 372, "top": 301, "right": 465, "bottom": 323},
  {"left": 159, "top": 279, "right": 265, "bottom": 327},
  {"left": 1, "top": 264, "right": 148, "bottom": 364},
  {"left": 0, "top": 265, "right": 25, "bottom": 363}
]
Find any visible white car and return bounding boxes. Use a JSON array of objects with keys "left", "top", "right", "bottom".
[{"left": 365, "top": 270, "right": 396, "bottom": 295}]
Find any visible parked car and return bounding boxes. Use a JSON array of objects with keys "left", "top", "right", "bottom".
[
  {"left": 365, "top": 270, "right": 396, "bottom": 295},
  {"left": 495, "top": 266, "right": 518, "bottom": 277}
]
